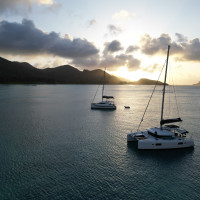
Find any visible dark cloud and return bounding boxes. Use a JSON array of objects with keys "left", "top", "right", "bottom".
[
  {"left": 141, "top": 33, "right": 200, "bottom": 61},
  {"left": 103, "top": 40, "right": 123, "bottom": 54},
  {"left": 71, "top": 48, "right": 141, "bottom": 71},
  {"left": 140, "top": 33, "right": 184, "bottom": 56},
  {"left": 99, "top": 54, "right": 121, "bottom": 69},
  {"left": 182, "top": 38, "right": 200, "bottom": 61},
  {"left": 0, "top": 19, "right": 99, "bottom": 59},
  {"left": 99, "top": 54, "right": 140, "bottom": 71},
  {"left": 0, "top": 19, "right": 141, "bottom": 71},
  {"left": 126, "top": 45, "right": 139, "bottom": 53},
  {"left": 107, "top": 24, "right": 122, "bottom": 36},
  {"left": 70, "top": 53, "right": 123, "bottom": 70},
  {"left": 116, "top": 54, "right": 140, "bottom": 70},
  {"left": 140, "top": 33, "right": 171, "bottom": 55},
  {"left": 126, "top": 56, "right": 141, "bottom": 70},
  {"left": 71, "top": 55, "right": 100, "bottom": 68}
]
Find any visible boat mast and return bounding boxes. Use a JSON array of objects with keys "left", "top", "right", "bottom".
[
  {"left": 160, "top": 45, "right": 170, "bottom": 129},
  {"left": 102, "top": 67, "right": 106, "bottom": 101}
]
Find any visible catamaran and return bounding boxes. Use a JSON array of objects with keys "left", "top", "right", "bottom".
[
  {"left": 91, "top": 68, "right": 116, "bottom": 110},
  {"left": 127, "top": 45, "right": 194, "bottom": 149}
]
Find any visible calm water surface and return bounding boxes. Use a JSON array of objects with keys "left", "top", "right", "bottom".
[{"left": 0, "top": 85, "right": 200, "bottom": 200}]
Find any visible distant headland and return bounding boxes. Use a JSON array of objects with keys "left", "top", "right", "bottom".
[
  {"left": 193, "top": 81, "right": 200, "bottom": 86},
  {"left": 0, "top": 57, "right": 165, "bottom": 85}
]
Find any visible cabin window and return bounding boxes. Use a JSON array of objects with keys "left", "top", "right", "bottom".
[
  {"left": 178, "top": 142, "right": 183, "bottom": 145},
  {"left": 156, "top": 143, "right": 162, "bottom": 146}
]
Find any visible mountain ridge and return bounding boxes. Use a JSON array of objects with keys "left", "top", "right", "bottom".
[{"left": 0, "top": 56, "right": 164, "bottom": 85}]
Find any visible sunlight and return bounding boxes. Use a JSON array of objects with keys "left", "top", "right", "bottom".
[
  {"left": 108, "top": 53, "right": 169, "bottom": 82},
  {"left": 110, "top": 66, "right": 161, "bottom": 82},
  {"left": 111, "top": 67, "right": 139, "bottom": 81}
]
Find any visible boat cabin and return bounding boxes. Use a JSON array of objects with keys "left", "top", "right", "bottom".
[
  {"left": 147, "top": 125, "right": 189, "bottom": 138},
  {"left": 147, "top": 127, "right": 174, "bottom": 138}
]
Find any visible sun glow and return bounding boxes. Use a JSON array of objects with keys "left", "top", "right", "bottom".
[
  {"left": 110, "top": 66, "right": 160, "bottom": 82},
  {"left": 110, "top": 67, "right": 137, "bottom": 81}
]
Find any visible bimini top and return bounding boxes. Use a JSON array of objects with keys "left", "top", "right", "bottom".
[
  {"left": 165, "top": 125, "right": 189, "bottom": 134},
  {"left": 147, "top": 127, "right": 174, "bottom": 137},
  {"left": 103, "top": 95, "right": 114, "bottom": 99}
]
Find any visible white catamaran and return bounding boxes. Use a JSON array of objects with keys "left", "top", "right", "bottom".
[
  {"left": 127, "top": 45, "right": 194, "bottom": 149},
  {"left": 91, "top": 69, "right": 116, "bottom": 110}
]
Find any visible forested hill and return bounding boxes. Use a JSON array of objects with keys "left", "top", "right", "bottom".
[{"left": 0, "top": 57, "right": 164, "bottom": 85}]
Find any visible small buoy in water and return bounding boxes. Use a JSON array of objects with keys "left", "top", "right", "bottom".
[{"left": 124, "top": 106, "right": 130, "bottom": 109}]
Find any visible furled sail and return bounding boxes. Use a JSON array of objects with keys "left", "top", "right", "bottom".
[
  {"left": 160, "top": 118, "right": 182, "bottom": 125},
  {"left": 103, "top": 96, "right": 114, "bottom": 99}
]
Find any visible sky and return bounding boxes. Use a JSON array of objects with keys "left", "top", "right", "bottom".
[{"left": 0, "top": 0, "right": 200, "bottom": 85}]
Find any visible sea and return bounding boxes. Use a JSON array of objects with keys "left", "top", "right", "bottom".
[{"left": 0, "top": 84, "right": 200, "bottom": 200}]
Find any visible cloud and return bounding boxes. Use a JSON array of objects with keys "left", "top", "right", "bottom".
[
  {"left": 143, "top": 64, "right": 160, "bottom": 73},
  {"left": 88, "top": 19, "right": 97, "bottom": 27},
  {"left": 0, "top": 19, "right": 141, "bottom": 71},
  {"left": 99, "top": 53, "right": 140, "bottom": 71},
  {"left": 175, "top": 33, "right": 187, "bottom": 42},
  {"left": 70, "top": 53, "right": 124, "bottom": 70},
  {"left": 140, "top": 33, "right": 172, "bottom": 55},
  {"left": 0, "top": 19, "right": 99, "bottom": 59},
  {"left": 70, "top": 32, "right": 200, "bottom": 70},
  {"left": 140, "top": 33, "right": 183, "bottom": 56},
  {"left": 0, "top": 0, "right": 57, "bottom": 14},
  {"left": 103, "top": 40, "right": 123, "bottom": 54},
  {"left": 99, "top": 54, "right": 124, "bottom": 69},
  {"left": 140, "top": 33, "right": 200, "bottom": 61},
  {"left": 112, "top": 10, "right": 133, "bottom": 20},
  {"left": 126, "top": 45, "right": 139, "bottom": 53},
  {"left": 181, "top": 38, "right": 200, "bottom": 61},
  {"left": 126, "top": 56, "right": 141, "bottom": 70},
  {"left": 107, "top": 24, "right": 122, "bottom": 36},
  {"left": 70, "top": 40, "right": 140, "bottom": 71},
  {"left": 71, "top": 55, "right": 100, "bottom": 68},
  {"left": 115, "top": 54, "right": 140, "bottom": 70}
]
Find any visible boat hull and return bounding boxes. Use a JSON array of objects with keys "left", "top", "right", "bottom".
[
  {"left": 137, "top": 138, "right": 194, "bottom": 150},
  {"left": 91, "top": 103, "right": 116, "bottom": 110},
  {"left": 127, "top": 132, "right": 194, "bottom": 150},
  {"left": 127, "top": 132, "right": 145, "bottom": 142}
]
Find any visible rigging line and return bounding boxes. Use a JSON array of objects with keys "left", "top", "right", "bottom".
[
  {"left": 136, "top": 60, "right": 166, "bottom": 132},
  {"left": 171, "top": 68, "right": 180, "bottom": 118},
  {"left": 167, "top": 60, "right": 171, "bottom": 119},
  {"left": 91, "top": 76, "right": 104, "bottom": 103},
  {"left": 167, "top": 85, "right": 171, "bottom": 119},
  {"left": 102, "top": 67, "right": 106, "bottom": 101}
]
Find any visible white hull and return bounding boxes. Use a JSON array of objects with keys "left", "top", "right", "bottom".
[
  {"left": 91, "top": 102, "right": 116, "bottom": 110},
  {"left": 138, "top": 138, "right": 194, "bottom": 149},
  {"left": 127, "top": 132, "right": 194, "bottom": 150}
]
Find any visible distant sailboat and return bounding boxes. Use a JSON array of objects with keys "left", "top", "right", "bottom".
[
  {"left": 127, "top": 45, "right": 194, "bottom": 149},
  {"left": 91, "top": 68, "right": 116, "bottom": 110}
]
